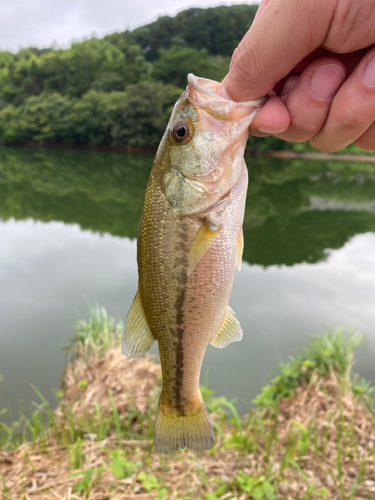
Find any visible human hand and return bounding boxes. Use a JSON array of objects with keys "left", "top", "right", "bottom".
[{"left": 221, "top": 0, "right": 375, "bottom": 152}]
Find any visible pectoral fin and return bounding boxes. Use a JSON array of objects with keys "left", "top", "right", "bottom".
[
  {"left": 122, "top": 291, "right": 156, "bottom": 358},
  {"left": 188, "top": 221, "right": 221, "bottom": 275},
  {"left": 210, "top": 307, "right": 243, "bottom": 349},
  {"left": 236, "top": 226, "right": 244, "bottom": 271}
]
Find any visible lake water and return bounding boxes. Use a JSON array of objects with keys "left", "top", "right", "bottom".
[{"left": 1, "top": 147, "right": 375, "bottom": 417}]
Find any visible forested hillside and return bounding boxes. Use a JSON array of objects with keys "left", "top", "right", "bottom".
[
  {"left": 0, "top": 4, "right": 366, "bottom": 153},
  {"left": 0, "top": 5, "right": 267, "bottom": 148}
]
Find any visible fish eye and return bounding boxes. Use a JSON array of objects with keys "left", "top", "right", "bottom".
[
  {"left": 176, "top": 126, "right": 186, "bottom": 138},
  {"left": 171, "top": 121, "right": 193, "bottom": 144}
]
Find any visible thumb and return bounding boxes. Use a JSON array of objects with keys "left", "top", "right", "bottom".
[{"left": 223, "top": 0, "right": 336, "bottom": 102}]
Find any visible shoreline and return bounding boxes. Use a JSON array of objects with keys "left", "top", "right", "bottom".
[
  {"left": 1, "top": 141, "right": 375, "bottom": 162},
  {"left": 0, "top": 141, "right": 158, "bottom": 154},
  {"left": 260, "top": 149, "right": 375, "bottom": 162},
  {"left": 1, "top": 312, "right": 375, "bottom": 499}
]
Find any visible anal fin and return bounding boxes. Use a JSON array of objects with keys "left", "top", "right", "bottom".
[
  {"left": 122, "top": 291, "right": 156, "bottom": 358},
  {"left": 210, "top": 307, "right": 243, "bottom": 349},
  {"left": 188, "top": 221, "right": 221, "bottom": 275},
  {"left": 236, "top": 226, "right": 244, "bottom": 271}
]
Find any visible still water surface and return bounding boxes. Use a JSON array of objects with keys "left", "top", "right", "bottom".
[{"left": 1, "top": 147, "right": 375, "bottom": 416}]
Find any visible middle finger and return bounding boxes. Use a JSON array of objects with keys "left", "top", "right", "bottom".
[{"left": 275, "top": 57, "right": 346, "bottom": 143}]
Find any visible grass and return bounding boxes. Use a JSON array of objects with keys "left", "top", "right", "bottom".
[
  {"left": 64, "top": 303, "right": 123, "bottom": 362},
  {"left": 1, "top": 306, "right": 375, "bottom": 499},
  {"left": 253, "top": 328, "right": 370, "bottom": 408}
]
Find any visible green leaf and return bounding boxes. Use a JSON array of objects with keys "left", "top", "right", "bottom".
[
  {"left": 109, "top": 461, "right": 124, "bottom": 478},
  {"left": 76, "top": 379, "right": 88, "bottom": 390}
]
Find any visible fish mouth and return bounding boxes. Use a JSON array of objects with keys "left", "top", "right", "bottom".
[
  {"left": 187, "top": 74, "right": 266, "bottom": 108},
  {"left": 186, "top": 73, "right": 266, "bottom": 129}
]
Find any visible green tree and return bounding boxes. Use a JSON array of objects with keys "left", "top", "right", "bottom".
[
  {"left": 0, "top": 105, "right": 23, "bottom": 142},
  {"left": 0, "top": 51, "right": 44, "bottom": 106},
  {"left": 130, "top": 5, "right": 258, "bottom": 60},
  {"left": 40, "top": 39, "right": 126, "bottom": 98},
  {"left": 17, "top": 93, "right": 73, "bottom": 142},
  {"left": 91, "top": 73, "right": 124, "bottom": 92},
  {"left": 106, "top": 81, "right": 180, "bottom": 147},
  {"left": 152, "top": 46, "right": 229, "bottom": 87},
  {"left": 122, "top": 44, "right": 151, "bottom": 85},
  {"left": 68, "top": 90, "right": 125, "bottom": 145}
]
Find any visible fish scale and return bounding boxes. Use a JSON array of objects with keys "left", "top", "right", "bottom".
[{"left": 123, "top": 74, "right": 264, "bottom": 452}]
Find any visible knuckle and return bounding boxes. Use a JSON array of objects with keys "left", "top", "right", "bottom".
[
  {"left": 288, "top": 106, "right": 325, "bottom": 137},
  {"left": 286, "top": 96, "right": 332, "bottom": 138},
  {"left": 230, "top": 42, "right": 258, "bottom": 83},
  {"left": 309, "top": 136, "right": 340, "bottom": 152},
  {"left": 228, "top": 39, "right": 266, "bottom": 99},
  {"left": 334, "top": 105, "right": 368, "bottom": 130},
  {"left": 290, "top": 117, "right": 319, "bottom": 136},
  {"left": 355, "top": 134, "right": 375, "bottom": 151},
  {"left": 275, "top": 125, "right": 313, "bottom": 143},
  {"left": 323, "top": 0, "right": 352, "bottom": 52},
  {"left": 324, "top": 0, "right": 375, "bottom": 53}
]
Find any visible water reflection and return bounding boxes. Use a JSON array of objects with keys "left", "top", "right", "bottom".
[
  {"left": 0, "top": 220, "right": 138, "bottom": 416},
  {"left": 1, "top": 148, "right": 375, "bottom": 267},
  {"left": 218, "top": 232, "right": 375, "bottom": 413},
  {"left": 245, "top": 157, "right": 375, "bottom": 265},
  {"left": 0, "top": 148, "right": 150, "bottom": 239},
  {"left": 0, "top": 148, "right": 375, "bottom": 415}
]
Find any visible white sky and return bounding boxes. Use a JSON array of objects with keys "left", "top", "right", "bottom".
[{"left": 0, "top": 0, "right": 260, "bottom": 52}]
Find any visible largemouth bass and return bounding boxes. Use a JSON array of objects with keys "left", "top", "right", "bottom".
[{"left": 123, "top": 74, "right": 263, "bottom": 453}]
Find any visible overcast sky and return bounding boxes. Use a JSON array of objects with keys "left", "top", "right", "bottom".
[{"left": 0, "top": 0, "right": 260, "bottom": 52}]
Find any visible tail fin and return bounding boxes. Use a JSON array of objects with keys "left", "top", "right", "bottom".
[{"left": 154, "top": 401, "right": 215, "bottom": 453}]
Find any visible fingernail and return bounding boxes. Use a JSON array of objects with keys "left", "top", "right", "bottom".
[
  {"left": 309, "top": 64, "right": 345, "bottom": 99},
  {"left": 251, "top": 131, "right": 271, "bottom": 137},
  {"left": 363, "top": 53, "right": 375, "bottom": 87},
  {"left": 257, "top": 126, "right": 287, "bottom": 134}
]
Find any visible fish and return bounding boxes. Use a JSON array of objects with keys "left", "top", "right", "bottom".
[{"left": 123, "top": 74, "right": 264, "bottom": 453}]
